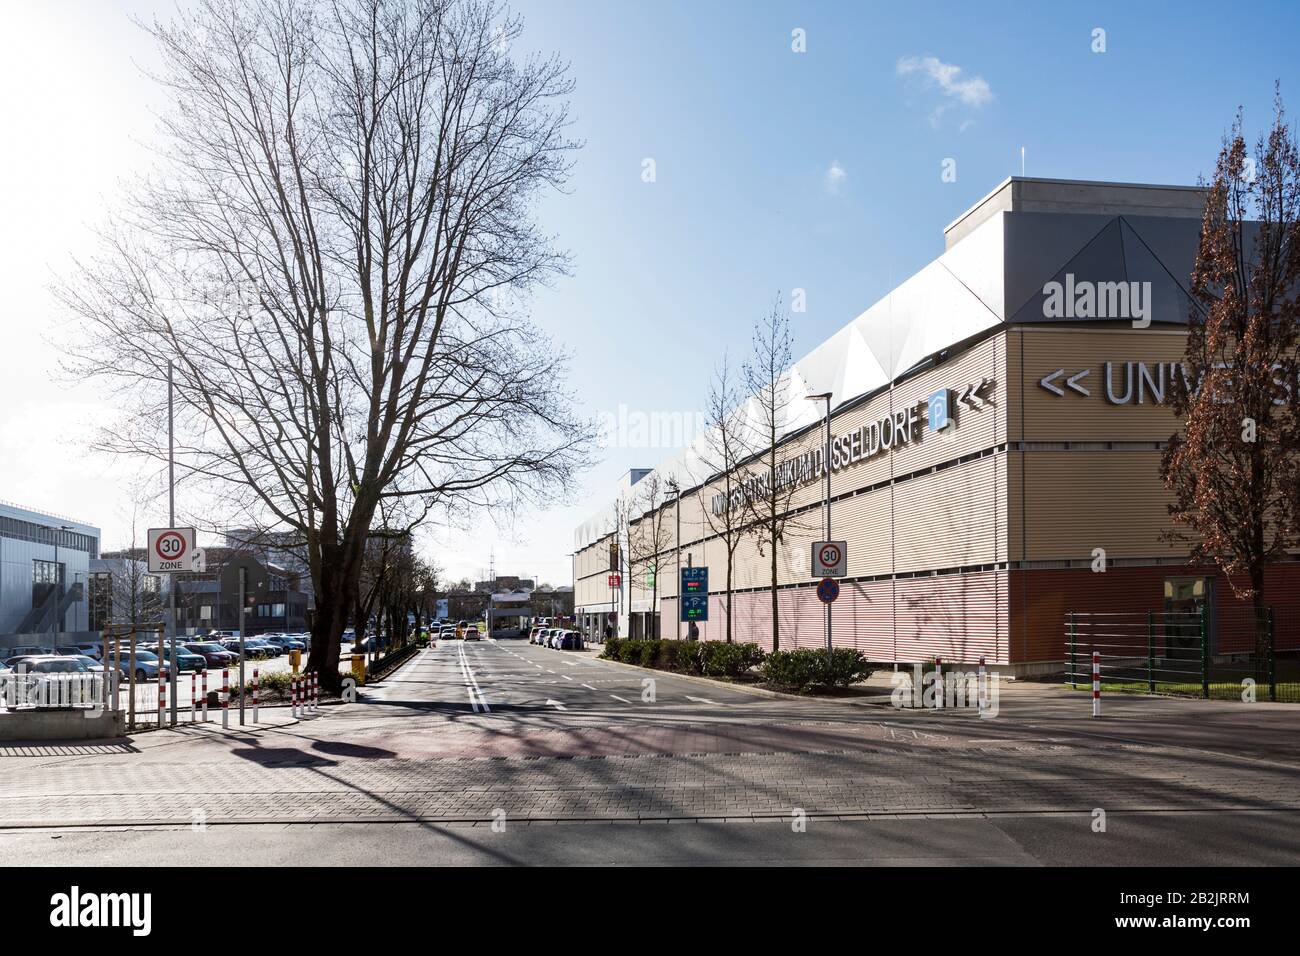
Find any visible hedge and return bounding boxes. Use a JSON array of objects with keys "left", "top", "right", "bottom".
[
  {"left": 760, "top": 648, "right": 874, "bottom": 692},
  {"left": 601, "top": 638, "right": 765, "bottom": 678}
]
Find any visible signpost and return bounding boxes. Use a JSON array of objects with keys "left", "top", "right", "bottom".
[
  {"left": 680, "top": 566, "right": 709, "bottom": 622},
  {"left": 811, "top": 540, "right": 847, "bottom": 578},
  {"left": 816, "top": 577, "right": 840, "bottom": 604},
  {"left": 220, "top": 556, "right": 269, "bottom": 725},
  {"left": 148, "top": 527, "right": 197, "bottom": 573}
]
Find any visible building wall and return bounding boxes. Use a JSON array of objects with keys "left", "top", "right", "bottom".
[{"left": 0, "top": 503, "right": 100, "bottom": 636}]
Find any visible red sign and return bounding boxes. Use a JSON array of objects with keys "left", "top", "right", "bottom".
[
  {"left": 154, "top": 531, "right": 188, "bottom": 562},
  {"left": 607, "top": 573, "right": 622, "bottom": 588}
]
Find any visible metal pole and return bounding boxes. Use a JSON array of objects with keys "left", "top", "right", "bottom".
[
  {"left": 167, "top": 360, "right": 178, "bottom": 725},
  {"left": 1200, "top": 603, "right": 1210, "bottom": 699},
  {"left": 674, "top": 484, "right": 681, "bottom": 641},
  {"left": 238, "top": 567, "right": 246, "bottom": 725},
  {"left": 823, "top": 396, "right": 832, "bottom": 661},
  {"left": 1069, "top": 611, "right": 1076, "bottom": 689},
  {"left": 1146, "top": 610, "right": 1155, "bottom": 694}
]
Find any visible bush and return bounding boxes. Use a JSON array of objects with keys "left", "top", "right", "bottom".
[
  {"left": 761, "top": 648, "right": 874, "bottom": 692},
  {"left": 600, "top": 637, "right": 764, "bottom": 678}
]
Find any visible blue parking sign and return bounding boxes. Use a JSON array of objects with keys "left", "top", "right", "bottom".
[{"left": 928, "top": 388, "right": 952, "bottom": 432}]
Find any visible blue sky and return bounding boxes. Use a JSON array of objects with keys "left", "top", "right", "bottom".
[{"left": 3, "top": 1, "right": 1299, "bottom": 585}]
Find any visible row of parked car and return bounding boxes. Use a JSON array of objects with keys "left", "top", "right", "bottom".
[
  {"left": 529, "top": 625, "right": 583, "bottom": 651},
  {"left": 0, "top": 631, "right": 318, "bottom": 684}
]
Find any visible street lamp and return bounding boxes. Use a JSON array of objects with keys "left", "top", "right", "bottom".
[
  {"left": 806, "top": 393, "right": 834, "bottom": 660},
  {"left": 667, "top": 478, "right": 681, "bottom": 640}
]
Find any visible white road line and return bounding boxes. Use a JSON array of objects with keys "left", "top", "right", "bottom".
[
  {"left": 457, "top": 641, "right": 490, "bottom": 713},
  {"left": 610, "top": 694, "right": 631, "bottom": 704},
  {"left": 562, "top": 675, "right": 573, "bottom": 681},
  {"left": 685, "top": 695, "right": 719, "bottom": 705},
  {"left": 545, "top": 699, "right": 567, "bottom": 710},
  {"left": 581, "top": 683, "right": 597, "bottom": 690}
]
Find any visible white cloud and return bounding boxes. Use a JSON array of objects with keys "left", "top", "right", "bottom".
[
  {"left": 896, "top": 56, "right": 993, "bottom": 126},
  {"left": 824, "top": 160, "right": 847, "bottom": 193}
]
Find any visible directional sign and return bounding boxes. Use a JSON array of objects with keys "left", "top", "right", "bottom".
[
  {"left": 680, "top": 566, "right": 709, "bottom": 622},
  {"left": 1039, "top": 367, "right": 1091, "bottom": 397},
  {"left": 812, "top": 540, "right": 847, "bottom": 578},
  {"left": 816, "top": 577, "right": 840, "bottom": 604},
  {"left": 219, "top": 555, "right": 270, "bottom": 608},
  {"left": 148, "top": 527, "right": 197, "bottom": 573}
]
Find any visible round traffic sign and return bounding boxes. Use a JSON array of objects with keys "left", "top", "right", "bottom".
[
  {"left": 155, "top": 530, "right": 188, "bottom": 562},
  {"left": 818, "top": 543, "right": 842, "bottom": 568},
  {"left": 816, "top": 577, "right": 840, "bottom": 603}
]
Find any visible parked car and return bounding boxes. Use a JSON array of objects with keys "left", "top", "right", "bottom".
[
  {"left": 556, "top": 631, "right": 582, "bottom": 651},
  {"left": 184, "top": 642, "right": 238, "bottom": 668},
  {"left": 263, "top": 634, "right": 306, "bottom": 652},
  {"left": 74, "top": 655, "right": 129, "bottom": 680},
  {"left": 0, "top": 655, "right": 94, "bottom": 707}
]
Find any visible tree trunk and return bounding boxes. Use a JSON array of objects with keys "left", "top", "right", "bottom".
[
  {"left": 770, "top": 528, "right": 779, "bottom": 652},
  {"left": 725, "top": 547, "right": 734, "bottom": 644}
]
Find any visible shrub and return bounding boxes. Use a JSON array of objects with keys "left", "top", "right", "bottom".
[
  {"left": 698, "top": 641, "right": 765, "bottom": 677},
  {"left": 761, "top": 648, "right": 874, "bottom": 692}
]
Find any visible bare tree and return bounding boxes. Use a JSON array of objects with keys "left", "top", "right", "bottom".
[
  {"left": 60, "top": 0, "right": 591, "bottom": 689},
  {"left": 693, "top": 351, "right": 753, "bottom": 643},
  {"left": 741, "top": 295, "right": 806, "bottom": 652},
  {"left": 627, "top": 472, "right": 672, "bottom": 638},
  {"left": 1163, "top": 93, "right": 1300, "bottom": 676}
]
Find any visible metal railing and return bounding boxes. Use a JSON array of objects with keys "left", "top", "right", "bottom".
[{"left": 1064, "top": 608, "right": 1297, "bottom": 703}]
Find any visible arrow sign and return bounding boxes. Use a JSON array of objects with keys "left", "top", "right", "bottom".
[{"left": 1039, "top": 368, "right": 1090, "bottom": 397}]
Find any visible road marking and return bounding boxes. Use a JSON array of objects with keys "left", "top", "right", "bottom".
[
  {"left": 581, "top": 683, "right": 597, "bottom": 690},
  {"left": 457, "top": 641, "right": 490, "bottom": 713},
  {"left": 545, "top": 699, "right": 566, "bottom": 710},
  {"left": 685, "top": 695, "right": 719, "bottom": 705},
  {"left": 562, "top": 675, "right": 573, "bottom": 681},
  {"left": 610, "top": 694, "right": 631, "bottom": 704}
]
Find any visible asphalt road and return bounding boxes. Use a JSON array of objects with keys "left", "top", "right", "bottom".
[{"left": 2, "top": 636, "right": 1298, "bottom": 865}]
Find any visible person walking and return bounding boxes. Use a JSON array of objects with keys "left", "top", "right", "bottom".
[{"left": 688, "top": 621, "right": 700, "bottom": 641}]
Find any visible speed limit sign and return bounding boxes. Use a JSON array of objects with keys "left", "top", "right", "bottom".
[
  {"left": 148, "top": 527, "right": 197, "bottom": 573},
  {"left": 811, "top": 540, "right": 847, "bottom": 578}
]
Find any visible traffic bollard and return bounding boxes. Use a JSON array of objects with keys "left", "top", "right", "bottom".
[
  {"left": 311, "top": 672, "right": 318, "bottom": 713},
  {"left": 1092, "top": 651, "right": 1101, "bottom": 718},
  {"left": 934, "top": 657, "right": 943, "bottom": 709},
  {"left": 202, "top": 670, "right": 208, "bottom": 722},
  {"left": 978, "top": 656, "right": 987, "bottom": 716},
  {"left": 252, "top": 668, "right": 259, "bottom": 723},
  {"left": 222, "top": 668, "right": 229, "bottom": 729},
  {"left": 291, "top": 676, "right": 298, "bottom": 718},
  {"left": 190, "top": 673, "right": 197, "bottom": 723},
  {"left": 158, "top": 668, "right": 166, "bottom": 726}
]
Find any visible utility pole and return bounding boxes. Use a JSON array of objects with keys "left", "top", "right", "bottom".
[
  {"left": 167, "top": 360, "right": 178, "bottom": 725},
  {"left": 669, "top": 479, "right": 681, "bottom": 640},
  {"left": 808, "top": 392, "right": 834, "bottom": 662}
]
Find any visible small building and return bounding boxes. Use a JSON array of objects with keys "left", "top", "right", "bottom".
[{"left": 0, "top": 500, "right": 100, "bottom": 648}]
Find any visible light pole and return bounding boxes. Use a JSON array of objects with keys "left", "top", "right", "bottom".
[
  {"left": 807, "top": 392, "right": 834, "bottom": 661},
  {"left": 668, "top": 478, "right": 681, "bottom": 640}
]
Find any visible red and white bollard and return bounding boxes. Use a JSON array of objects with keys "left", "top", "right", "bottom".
[
  {"left": 190, "top": 673, "right": 197, "bottom": 723},
  {"left": 311, "top": 672, "right": 318, "bottom": 713},
  {"left": 221, "top": 668, "right": 229, "bottom": 729},
  {"left": 1092, "top": 651, "right": 1101, "bottom": 718},
  {"left": 933, "top": 657, "right": 943, "bottom": 709},
  {"left": 201, "top": 670, "right": 209, "bottom": 722},
  {"left": 291, "top": 676, "right": 299, "bottom": 718},
  {"left": 251, "top": 668, "right": 259, "bottom": 723},
  {"left": 978, "top": 656, "right": 987, "bottom": 715},
  {"left": 158, "top": 668, "right": 166, "bottom": 726}
]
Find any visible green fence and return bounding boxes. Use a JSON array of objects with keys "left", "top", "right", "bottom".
[{"left": 1064, "top": 607, "right": 1299, "bottom": 703}]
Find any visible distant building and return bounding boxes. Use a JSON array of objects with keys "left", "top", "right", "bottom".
[
  {"left": 0, "top": 500, "right": 100, "bottom": 641},
  {"left": 225, "top": 528, "right": 314, "bottom": 613}
]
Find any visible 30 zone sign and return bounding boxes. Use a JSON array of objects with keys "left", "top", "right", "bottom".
[
  {"left": 148, "top": 527, "right": 197, "bottom": 573},
  {"left": 811, "top": 540, "right": 847, "bottom": 578}
]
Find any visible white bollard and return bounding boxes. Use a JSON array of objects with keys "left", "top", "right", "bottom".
[{"left": 1092, "top": 651, "right": 1101, "bottom": 718}]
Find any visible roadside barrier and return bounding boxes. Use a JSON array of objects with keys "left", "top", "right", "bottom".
[{"left": 222, "top": 668, "right": 229, "bottom": 729}]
